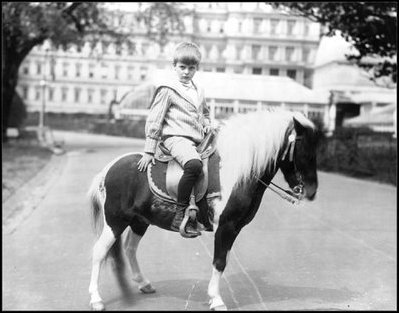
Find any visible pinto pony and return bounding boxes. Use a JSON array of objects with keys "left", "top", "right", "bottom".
[{"left": 87, "top": 109, "right": 319, "bottom": 310}]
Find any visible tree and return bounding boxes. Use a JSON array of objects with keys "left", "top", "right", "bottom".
[
  {"left": 2, "top": 2, "right": 185, "bottom": 142},
  {"left": 271, "top": 2, "right": 397, "bottom": 86}
]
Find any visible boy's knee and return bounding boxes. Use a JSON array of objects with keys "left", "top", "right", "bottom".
[{"left": 184, "top": 159, "right": 203, "bottom": 176}]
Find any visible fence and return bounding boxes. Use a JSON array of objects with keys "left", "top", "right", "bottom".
[
  {"left": 317, "top": 127, "right": 397, "bottom": 186},
  {"left": 115, "top": 99, "right": 327, "bottom": 121}
]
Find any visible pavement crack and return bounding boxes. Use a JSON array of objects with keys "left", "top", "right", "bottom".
[{"left": 184, "top": 280, "right": 199, "bottom": 310}]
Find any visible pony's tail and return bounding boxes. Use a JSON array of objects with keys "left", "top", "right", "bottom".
[
  {"left": 87, "top": 171, "right": 130, "bottom": 294},
  {"left": 87, "top": 172, "right": 105, "bottom": 235}
]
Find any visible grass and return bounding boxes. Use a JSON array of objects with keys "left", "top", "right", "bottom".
[{"left": 2, "top": 140, "right": 53, "bottom": 202}]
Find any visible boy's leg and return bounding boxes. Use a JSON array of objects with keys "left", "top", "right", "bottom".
[{"left": 163, "top": 137, "right": 202, "bottom": 236}]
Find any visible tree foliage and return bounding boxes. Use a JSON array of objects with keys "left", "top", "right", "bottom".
[
  {"left": 137, "top": 2, "right": 189, "bottom": 50},
  {"left": 271, "top": 2, "right": 397, "bottom": 85},
  {"left": 2, "top": 2, "right": 184, "bottom": 141}
]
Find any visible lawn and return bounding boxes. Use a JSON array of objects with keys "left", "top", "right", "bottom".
[{"left": 2, "top": 141, "right": 53, "bottom": 202}]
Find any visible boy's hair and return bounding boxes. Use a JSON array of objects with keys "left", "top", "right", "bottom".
[{"left": 173, "top": 42, "right": 202, "bottom": 66}]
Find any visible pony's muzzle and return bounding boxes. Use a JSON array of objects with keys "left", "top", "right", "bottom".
[{"left": 304, "top": 183, "right": 317, "bottom": 200}]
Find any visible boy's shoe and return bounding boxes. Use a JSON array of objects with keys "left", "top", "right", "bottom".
[{"left": 171, "top": 204, "right": 201, "bottom": 237}]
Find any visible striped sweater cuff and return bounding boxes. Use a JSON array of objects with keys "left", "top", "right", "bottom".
[{"left": 144, "top": 137, "right": 158, "bottom": 154}]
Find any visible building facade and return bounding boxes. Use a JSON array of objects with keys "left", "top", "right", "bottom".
[{"left": 17, "top": 2, "right": 323, "bottom": 116}]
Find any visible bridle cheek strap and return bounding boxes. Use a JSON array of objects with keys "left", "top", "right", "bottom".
[{"left": 281, "top": 130, "right": 297, "bottom": 162}]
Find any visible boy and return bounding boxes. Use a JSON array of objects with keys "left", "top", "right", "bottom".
[{"left": 137, "top": 42, "right": 212, "bottom": 237}]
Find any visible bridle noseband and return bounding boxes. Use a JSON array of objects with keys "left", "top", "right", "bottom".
[{"left": 255, "top": 128, "right": 305, "bottom": 204}]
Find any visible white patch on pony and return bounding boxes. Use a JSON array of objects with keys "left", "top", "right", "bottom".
[{"left": 214, "top": 109, "right": 314, "bottom": 219}]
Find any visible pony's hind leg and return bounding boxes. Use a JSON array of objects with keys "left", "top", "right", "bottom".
[
  {"left": 89, "top": 223, "right": 116, "bottom": 311},
  {"left": 123, "top": 218, "right": 155, "bottom": 294}
]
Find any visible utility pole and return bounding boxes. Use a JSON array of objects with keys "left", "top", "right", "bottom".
[{"left": 38, "top": 47, "right": 49, "bottom": 142}]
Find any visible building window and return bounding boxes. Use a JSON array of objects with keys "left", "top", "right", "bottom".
[
  {"left": 285, "top": 47, "right": 295, "bottom": 62},
  {"left": 75, "top": 63, "right": 82, "bottom": 78},
  {"left": 207, "top": 21, "right": 212, "bottom": 32},
  {"left": 22, "top": 64, "right": 29, "bottom": 75},
  {"left": 287, "top": 69, "right": 296, "bottom": 80},
  {"left": 203, "top": 67, "right": 213, "bottom": 72},
  {"left": 268, "top": 46, "right": 278, "bottom": 60},
  {"left": 233, "top": 67, "right": 243, "bottom": 74},
  {"left": 270, "top": 19, "right": 279, "bottom": 35},
  {"left": 74, "top": 87, "right": 81, "bottom": 103},
  {"left": 89, "top": 64, "right": 95, "bottom": 78},
  {"left": 127, "top": 42, "right": 135, "bottom": 55},
  {"left": 252, "top": 44, "right": 261, "bottom": 60},
  {"left": 127, "top": 66, "right": 134, "bottom": 80},
  {"left": 35, "top": 87, "right": 41, "bottom": 100},
  {"left": 270, "top": 68, "right": 279, "bottom": 76},
  {"left": 36, "top": 62, "right": 42, "bottom": 75},
  {"left": 302, "top": 48, "right": 310, "bottom": 63},
  {"left": 216, "top": 67, "right": 225, "bottom": 73},
  {"left": 140, "top": 66, "right": 148, "bottom": 80},
  {"left": 101, "top": 63, "right": 108, "bottom": 79},
  {"left": 204, "top": 45, "right": 212, "bottom": 59},
  {"left": 61, "top": 87, "right": 68, "bottom": 102},
  {"left": 252, "top": 67, "right": 262, "bottom": 75},
  {"left": 22, "top": 86, "right": 29, "bottom": 99},
  {"left": 287, "top": 20, "right": 296, "bottom": 36},
  {"left": 235, "top": 46, "right": 243, "bottom": 60},
  {"left": 141, "top": 43, "right": 149, "bottom": 55},
  {"left": 48, "top": 87, "right": 54, "bottom": 101},
  {"left": 304, "top": 22, "right": 310, "bottom": 36},
  {"left": 102, "top": 41, "right": 109, "bottom": 54},
  {"left": 115, "top": 43, "right": 122, "bottom": 55},
  {"left": 62, "top": 62, "right": 69, "bottom": 77},
  {"left": 87, "top": 89, "right": 94, "bottom": 104},
  {"left": 115, "top": 65, "right": 121, "bottom": 80},
  {"left": 304, "top": 69, "right": 312, "bottom": 88},
  {"left": 100, "top": 89, "right": 107, "bottom": 105},
  {"left": 253, "top": 18, "right": 262, "bottom": 34},
  {"left": 237, "top": 21, "right": 242, "bottom": 33}
]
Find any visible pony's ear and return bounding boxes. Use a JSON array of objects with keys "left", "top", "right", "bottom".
[{"left": 293, "top": 117, "right": 306, "bottom": 135}]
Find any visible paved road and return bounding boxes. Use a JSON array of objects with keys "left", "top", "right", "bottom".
[{"left": 2, "top": 131, "right": 397, "bottom": 310}]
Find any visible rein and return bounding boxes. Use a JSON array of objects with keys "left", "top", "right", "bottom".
[{"left": 255, "top": 128, "right": 304, "bottom": 205}]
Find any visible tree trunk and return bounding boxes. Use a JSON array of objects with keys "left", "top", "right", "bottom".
[
  {"left": 2, "top": 36, "right": 39, "bottom": 142},
  {"left": 2, "top": 58, "right": 21, "bottom": 142}
]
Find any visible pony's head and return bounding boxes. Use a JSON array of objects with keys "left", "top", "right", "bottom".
[
  {"left": 216, "top": 109, "right": 319, "bottom": 204},
  {"left": 278, "top": 112, "right": 318, "bottom": 201}
]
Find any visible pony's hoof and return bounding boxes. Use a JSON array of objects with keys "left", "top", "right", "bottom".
[
  {"left": 139, "top": 283, "right": 156, "bottom": 294},
  {"left": 211, "top": 304, "right": 227, "bottom": 311},
  {"left": 90, "top": 301, "right": 105, "bottom": 311},
  {"left": 209, "top": 298, "right": 227, "bottom": 311}
]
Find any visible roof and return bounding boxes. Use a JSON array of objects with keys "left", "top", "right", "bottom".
[{"left": 148, "top": 69, "right": 327, "bottom": 104}]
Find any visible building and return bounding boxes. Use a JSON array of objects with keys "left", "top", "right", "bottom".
[
  {"left": 115, "top": 68, "right": 327, "bottom": 122},
  {"left": 312, "top": 33, "right": 397, "bottom": 135},
  {"left": 16, "top": 2, "right": 323, "bottom": 116}
]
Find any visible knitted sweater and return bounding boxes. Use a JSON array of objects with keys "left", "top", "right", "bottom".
[{"left": 144, "top": 78, "right": 211, "bottom": 154}]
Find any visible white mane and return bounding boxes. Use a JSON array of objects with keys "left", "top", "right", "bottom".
[{"left": 216, "top": 109, "right": 314, "bottom": 196}]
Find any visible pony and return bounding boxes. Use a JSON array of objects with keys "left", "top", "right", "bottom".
[{"left": 87, "top": 109, "right": 319, "bottom": 310}]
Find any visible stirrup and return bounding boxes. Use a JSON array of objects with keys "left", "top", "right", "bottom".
[{"left": 179, "top": 196, "right": 201, "bottom": 238}]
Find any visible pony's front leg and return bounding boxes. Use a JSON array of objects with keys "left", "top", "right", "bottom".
[
  {"left": 208, "top": 221, "right": 239, "bottom": 311},
  {"left": 123, "top": 228, "right": 156, "bottom": 294},
  {"left": 89, "top": 224, "right": 116, "bottom": 311}
]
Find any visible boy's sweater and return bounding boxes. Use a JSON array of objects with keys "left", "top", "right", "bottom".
[{"left": 144, "top": 78, "right": 211, "bottom": 154}]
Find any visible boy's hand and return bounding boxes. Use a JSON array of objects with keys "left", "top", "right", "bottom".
[
  {"left": 204, "top": 125, "right": 212, "bottom": 134},
  {"left": 137, "top": 153, "right": 155, "bottom": 172}
]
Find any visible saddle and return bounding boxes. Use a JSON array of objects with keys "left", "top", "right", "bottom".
[{"left": 147, "top": 128, "right": 221, "bottom": 205}]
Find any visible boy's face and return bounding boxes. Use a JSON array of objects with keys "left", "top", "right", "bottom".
[{"left": 174, "top": 62, "right": 198, "bottom": 84}]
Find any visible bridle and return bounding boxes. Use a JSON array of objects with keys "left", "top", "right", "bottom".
[{"left": 255, "top": 128, "right": 305, "bottom": 205}]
